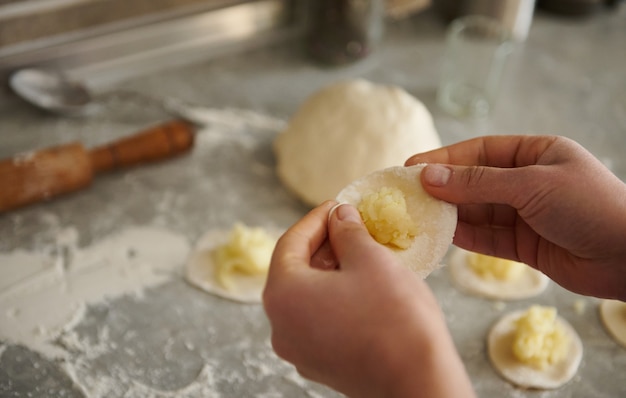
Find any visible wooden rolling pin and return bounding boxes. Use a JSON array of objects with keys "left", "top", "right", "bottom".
[{"left": 0, "top": 119, "right": 194, "bottom": 213}]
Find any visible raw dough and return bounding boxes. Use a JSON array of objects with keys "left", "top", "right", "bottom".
[
  {"left": 274, "top": 79, "right": 441, "bottom": 206},
  {"left": 599, "top": 299, "right": 626, "bottom": 349},
  {"left": 448, "top": 246, "right": 549, "bottom": 300},
  {"left": 185, "top": 227, "right": 280, "bottom": 304},
  {"left": 336, "top": 164, "right": 456, "bottom": 278},
  {"left": 488, "top": 308, "right": 583, "bottom": 389}
]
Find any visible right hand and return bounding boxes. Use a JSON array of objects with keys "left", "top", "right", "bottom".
[{"left": 406, "top": 135, "right": 626, "bottom": 300}]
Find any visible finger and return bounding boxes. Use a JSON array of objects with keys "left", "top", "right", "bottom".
[
  {"left": 327, "top": 204, "right": 395, "bottom": 271},
  {"left": 454, "top": 218, "right": 541, "bottom": 266},
  {"left": 311, "top": 240, "right": 339, "bottom": 270},
  {"left": 419, "top": 163, "right": 556, "bottom": 212},
  {"left": 453, "top": 222, "right": 519, "bottom": 259},
  {"left": 457, "top": 203, "right": 518, "bottom": 228},
  {"left": 405, "top": 135, "right": 558, "bottom": 168},
  {"left": 268, "top": 200, "right": 337, "bottom": 280}
]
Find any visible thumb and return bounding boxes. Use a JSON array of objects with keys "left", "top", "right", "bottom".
[
  {"left": 328, "top": 204, "right": 393, "bottom": 271},
  {"left": 420, "top": 163, "right": 538, "bottom": 208}
]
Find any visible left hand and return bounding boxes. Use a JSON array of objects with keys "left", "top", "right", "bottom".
[{"left": 263, "top": 201, "right": 474, "bottom": 398}]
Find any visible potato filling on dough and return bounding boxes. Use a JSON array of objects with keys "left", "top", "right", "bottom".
[
  {"left": 512, "top": 305, "right": 570, "bottom": 370},
  {"left": 467, "top": 252, "right": 525, "bottom": 281},
  {"left": 212, "top": 223, "right": 276, "bottom": 290},
  {"left": 357, "top": 187, "right": 418, "bottom": 249}
]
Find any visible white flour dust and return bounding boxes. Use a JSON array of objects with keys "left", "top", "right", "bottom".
[
  {"left": 0, "top": 226, "right": 190, "bottom": 358},
  {"left": 182, "top": 106, "right": 286, "bottom": 133},
  {"left": 0, "top": 108, "right": 336, "bottom": 398}
]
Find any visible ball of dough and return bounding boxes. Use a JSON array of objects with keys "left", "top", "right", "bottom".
[
  {"left": 274, "top": 79, "right": 442, "bottom": 206},
  {"left": 336, "top": 164, "right": 456, "bottom": 278}
]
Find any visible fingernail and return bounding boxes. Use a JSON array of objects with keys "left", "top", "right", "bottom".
[
  {"left": 335, "top": 204, "right": 362, "bottom": 224},
  {"left": 424, "top": 164, "right": 451, "bottom": 187},
  {"left": 327, "top": 202, "right": 342, "bottom": 223}
]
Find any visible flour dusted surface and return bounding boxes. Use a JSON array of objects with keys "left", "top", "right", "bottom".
[
  {"left": 0, "top": 108, "right": 339, "bottom": 398},
  {"left": 1, "top": 106, "right": 624, "bottom": 397}
]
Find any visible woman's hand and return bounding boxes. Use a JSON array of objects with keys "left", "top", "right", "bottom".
[
  {"left": 406, "top": 135, "right": 626, "bottom": 300},
  {"left": 263, "top": 201, "right": 475, "bottom": 398}
]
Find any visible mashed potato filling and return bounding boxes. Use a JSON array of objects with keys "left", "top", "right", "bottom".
[
  {"left": 512, "top": 305, "right": 570, "bottom": 370},
  {"left": 468, "top": 252, "right": 526, "bottom": 281},
  {"left": 357, "top": 186, "right": 418, "bottom": 249},
  {"left": 212, "top": 223, "right": 276, "bottom": 290}
]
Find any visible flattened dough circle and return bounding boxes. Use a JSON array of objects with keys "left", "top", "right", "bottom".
[
  {"left": 487, "top": 310, "right": 583, "bottom": 390},
  {"left": 448, "top": 246, "right": 549, "bottom": 300},
  {"left": 336, "top": 164, "right": 457, "bottom": 278},
  {"left": 185, "top": 229, "right": 280, "bottom": 304},
  {"left": 599, "top": 299, "right": 626, "bottom": 349}
]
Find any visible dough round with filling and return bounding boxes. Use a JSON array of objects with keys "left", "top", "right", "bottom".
[
  {"left": 487, "top": 310, "right": 583, "bottom": 389},
  {"left": 185, "top": 228, "right": 280, "bottom": 304},
  {"left": 599, "top": 299, "right": 626, "bottom": 349},
  {"left": 274, "top": 79, "right": 441, "bottom": 206},
  {"left": 336, "top": 164, "right": 456, "bottom": 278},
  {"left": 448, "top": 246, "right": 549, "bottom": 300}
]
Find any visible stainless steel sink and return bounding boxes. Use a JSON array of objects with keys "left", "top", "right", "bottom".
[{"left": 0, "top": 0, "right": 305, "bottom": 96}]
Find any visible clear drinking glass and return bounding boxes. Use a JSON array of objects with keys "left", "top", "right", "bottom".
[{"left": 437, "top": 15, "right": 514, "bottom": 119}]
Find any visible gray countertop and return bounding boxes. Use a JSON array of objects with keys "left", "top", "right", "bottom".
[{"left": 0, "top": 7, "right": 625, "bottom": 398}]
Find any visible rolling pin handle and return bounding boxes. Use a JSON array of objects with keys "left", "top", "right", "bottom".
[
  {"left": 90, "top": 119, "right": 195, "bottom": 174},
  {"left": 0, "top": 119, "right": 195, "bottom": 213}
]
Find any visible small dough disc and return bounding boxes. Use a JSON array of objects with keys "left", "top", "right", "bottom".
[
  {"left": 487, "top": 310, "right": 583, "bottom": 389},
  {"left": 185, "top": 229, "right": 280, "bottom": 304},
  {"left": 448, "top": 246, "right": 549, "bottom": 300},
  {"left": 274, "top": 79, "right": 441, "bottom": 206},
  {"left": 599, "top": 299, "right": 626, "bottom": 349},
  {"left": 336, "top": 164, "right": 456, "bottom": 278}
]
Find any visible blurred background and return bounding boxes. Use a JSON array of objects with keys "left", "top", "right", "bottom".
[
  {"left": 0, "top": 1, "right": 625, "bottom": 397},
  {"left": 1, "top": 0, "right": 622, "bottom": 96}
]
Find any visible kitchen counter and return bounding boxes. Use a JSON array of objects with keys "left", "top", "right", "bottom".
[{"left": 0, "top": 7, "right": 625, "bottom": 397}]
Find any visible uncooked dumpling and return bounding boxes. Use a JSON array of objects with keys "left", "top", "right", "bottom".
[
  {"left": 336, "top": 164, "right": 456, "bottom": 278},
  {"left": 448, "top": 246, "right": 549, "bottom": 300},
  {"left": 185, "top": 225, "right": 280, "bottom": 304},
  {"left": 599, "top": 299, "right": 626, "bottom": 349},
  {"left": 488, "top": 306, "right": 583, "bottom": 390},
  {"left": 274, "top": 79, "right": 441, "bottom": 206}
]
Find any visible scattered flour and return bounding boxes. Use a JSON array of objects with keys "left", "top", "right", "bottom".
[
  {"left": 181, "top": 106, "right": 287, "bottom": 133},
  {"left": 0, "top": 226, "right": 190, "bottom": 358},
  {"left": 0, "top": 108, "right": 337, "bottom": 398}
]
